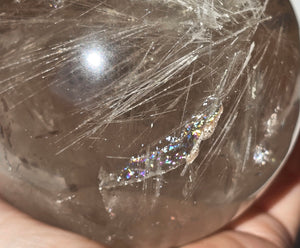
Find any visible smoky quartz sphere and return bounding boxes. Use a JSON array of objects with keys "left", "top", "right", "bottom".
[{"left": 0, "top": 0, "right": 299, "bottom": 247}]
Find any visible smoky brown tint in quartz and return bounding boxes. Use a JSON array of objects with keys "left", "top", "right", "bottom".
[{"left": 0, "top": 0, "right": 299, "bottom": 247}]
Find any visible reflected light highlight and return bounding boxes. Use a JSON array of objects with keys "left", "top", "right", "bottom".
[{"left": 83, "top": 49, "right": 106, "bottom": 73}]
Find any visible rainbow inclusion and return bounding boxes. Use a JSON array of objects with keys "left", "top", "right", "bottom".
[{"left": 100, "top": 106, "right": 223, "bottom": 189}]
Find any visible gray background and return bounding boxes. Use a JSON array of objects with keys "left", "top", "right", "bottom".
[{"left": 290, "top": 0, "right": 300, "bottom": 21}]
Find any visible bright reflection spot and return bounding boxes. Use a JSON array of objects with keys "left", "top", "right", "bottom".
[
  {"left": 83, "top": 48, "right": 106, "bottom": 73},
  {"left": 253, "top": 145, "right": 270, "bottom": 165}
]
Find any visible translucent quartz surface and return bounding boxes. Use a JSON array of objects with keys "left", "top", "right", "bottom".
[{"left": 0, "top": 0, "right": 299, "bottom": 247}]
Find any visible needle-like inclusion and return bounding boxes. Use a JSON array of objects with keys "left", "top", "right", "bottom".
[{"left": 99, "top": 105, "right": 223, "bottom": 190}]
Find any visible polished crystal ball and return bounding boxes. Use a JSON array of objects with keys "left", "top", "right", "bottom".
[{"left": 0, "top": 0, "right": 299, "bottom": 247}]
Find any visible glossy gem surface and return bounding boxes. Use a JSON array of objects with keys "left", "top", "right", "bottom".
[{"left": 0, "top": 0, "right": 299, "bottom": 247}]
